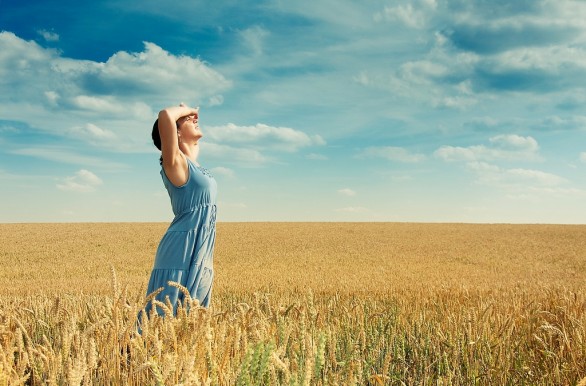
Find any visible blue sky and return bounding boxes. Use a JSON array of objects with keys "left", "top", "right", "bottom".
[{"left": 1, "top": 0, "right": 586, "bottom": 223}]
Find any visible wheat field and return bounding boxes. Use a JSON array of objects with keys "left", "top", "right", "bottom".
[{"left": 0, "top": 222, "right": 585, "bottom": 385}]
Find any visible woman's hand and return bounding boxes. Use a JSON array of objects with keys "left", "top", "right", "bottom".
[{"left": 178, "top": 102, "right": 198, "bottom": 115}]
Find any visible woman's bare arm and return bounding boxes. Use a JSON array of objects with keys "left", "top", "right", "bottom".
[{"left": 158, "top": 104, "right": 199, "bottom": 186}]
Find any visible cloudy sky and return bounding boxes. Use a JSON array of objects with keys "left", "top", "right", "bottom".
[{"left": 1, "top": 0, "right": 585, "bottom": 223}]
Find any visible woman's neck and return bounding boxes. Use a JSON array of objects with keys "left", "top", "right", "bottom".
[{"left": 179, "top": 142, "right": 200, "bottom": 164}]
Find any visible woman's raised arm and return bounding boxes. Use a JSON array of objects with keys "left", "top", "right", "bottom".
[{"left": 158, "top": 104, "right": 199, "bottom": 167}]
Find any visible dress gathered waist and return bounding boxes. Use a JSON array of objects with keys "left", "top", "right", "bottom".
[
  {"left": 175, "top": 203, "right": 217, "bottom": 217},
  {"left": 167, "top": 204, "right": 217, "bottom": 232}
]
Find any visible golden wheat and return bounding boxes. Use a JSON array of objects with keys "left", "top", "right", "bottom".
[{"left": 0, "top": 222, "right": 585, "bottom": 384}]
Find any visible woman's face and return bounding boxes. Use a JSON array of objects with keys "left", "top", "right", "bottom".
[{"left": 178, "top": 114, "right": 202, "bottom": 139}]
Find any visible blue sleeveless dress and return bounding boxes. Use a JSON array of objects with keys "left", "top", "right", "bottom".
[{"left": 145, "top": 158, "right": 217, "bottom": 314}]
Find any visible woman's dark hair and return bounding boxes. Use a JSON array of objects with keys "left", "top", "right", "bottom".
[
  {"left": 151, "top": 119, "right": 163, "bottom": 165},
  {"left": 152, "top": 117, "right": 182, "bottom": 165}
]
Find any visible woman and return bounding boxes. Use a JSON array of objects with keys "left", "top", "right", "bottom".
[{"left": 145, "top": 103, "right": 217, "bottom": 316}]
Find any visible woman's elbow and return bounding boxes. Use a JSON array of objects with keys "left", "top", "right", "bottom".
[{"left": 158, "top": 109, "right": 172, "bottom": 120}]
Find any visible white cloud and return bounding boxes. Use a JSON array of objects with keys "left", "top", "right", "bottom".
[
  {"left": 579, "top": 152, "right": 586, "bottom": 163},
  {"left": 539, "top": 115, "right": 586, "bottom": 131},
  {"left": 335, "top": 206, "right": 368, "bottom": 213},
  {"left": 360, "top": 146, "right": 426, "bottom": 163},
  {"left": 71, "top": 96, "right": 126, "bottom": 114},
  {"left": 205, "top": 123, "right": 325, "bottom": 152},
  {"left": 505, "top": 168, "right": 566, "bottom": 186},
  {"left": 435, "top": 135, "right": 541, "bottom": 162},
  {"left": 92, "top": 42, "right": 231, "bottom": 100},
  {"left": 203, "top": 142, "right": 269, "bottom": 166},
  {"left": 467, "top": 161, "right": 566, "bottom": 188},
  {"left": 57, "top": 169, "right": 102, "bottom": 192},
  {"left": 0, "top": 32, "right": 231, "bottom": 116},
  {"left": 208, "top": 95, "right": 224, "bottom": 106},
  {"left": 358, "top": 49, "right": 480, "bottom": 108},
  {"left": 360, "top": 1, "right": 586, "bottom": 108},
  {"left": 374, "top": 5, "right": 423, "bottom": 28},
  {"left": 526, "top": 186, "right": 586, "bottom": 197},
  {"left": 433, "top": 95, "right": 477, "bottom": 109},
  {"left": 490, "top": 134, "right": 539, "bottom": 151},
  {"left": 463, "top": 116, "right": 501, "bottom": 130},
  {"left": 0, "top": 31, "right": 56, "bottom": 84},
  {"left": 491, "top": 45, "right": 586, "bottom": 73},
  {"left": 69, "top": 123, "right": 117, "bottom": 141},
  {"left": 436, "top": 4, "right": 586, "bottom": 94},
  {"left": 373, "top": 0, "right": 436, "bottom": 28},
  {"left": 353, "top": 71, "right": 370, "bottom": 86},
  {"left": 435, "top": 146, "right": 475, "bottom": 161},
  {"left": 0, "top": 32, "right": 234, "bottom": 156},
  {"left": 37, "top": 29, "right": 59, "bottom": 42},
  {"left": 239, "top": 25, "right": 269, "bottom": 56},
  {"left": 10, "top": 147, "right": 127, "bottom": 169},
  {"left": 44, "top": 91, "right": 59, "bottom": 106},
  {"left": 400, "top": 60, "right": 449, "bottom": 81},
  {"left": 441, "top": 129, "right": 573, "bottom": 195},
  {"left": 338, "top": 188, "right": 356, "bottom": 196},
  {"left": 210, "top": 166, "right": 235, "bottom": 178},
  {"left": 0, "top": 123, "right": 18, "bottom": 133},
  {"left": 306, "top": 153, "right": 328, "bottom": 160},
  {"left": 273, "top": 1, "right": 375, "bottom": 31},
  {"left": 466, "top": 161, "right": 500, "bottom": 173}
]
